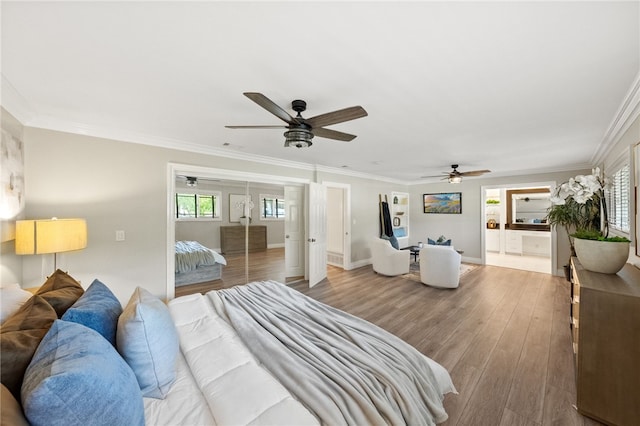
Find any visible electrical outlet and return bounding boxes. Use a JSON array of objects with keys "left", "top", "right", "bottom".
[{"left": 115, "top": 230, "right": 125, "bottom": 241}]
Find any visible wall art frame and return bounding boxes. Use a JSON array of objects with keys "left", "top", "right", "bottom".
[{"left": 423, "top": 192, "right": 462, "bottom": 214}]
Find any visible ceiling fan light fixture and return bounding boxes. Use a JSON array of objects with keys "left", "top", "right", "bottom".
[
  {"left": 448, "top": 176, "right": 462, "bottom": 184},
  {"left": 284, "top": 128, "right": 313, "bottom": 148}
]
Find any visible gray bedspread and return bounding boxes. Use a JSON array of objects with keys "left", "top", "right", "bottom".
[{"left": 215, "top": 280, "right": 448, "bottom": 426}]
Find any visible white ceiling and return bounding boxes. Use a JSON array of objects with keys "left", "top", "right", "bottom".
[{"left": 2, "top": 1, "right": 639, "bottom": 183}]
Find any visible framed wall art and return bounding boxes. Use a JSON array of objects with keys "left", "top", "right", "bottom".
[
  {"left": 423, "top": 192, "right": 462, "bottom": 214},
  {"left": 229, "top": 193, "right": 253, "bottom": 223}
]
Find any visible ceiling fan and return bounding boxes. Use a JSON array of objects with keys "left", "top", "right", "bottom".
[
  {"left": 422, "top": 164, "right": 491, "bottom": 183},
  {"left": 176, "top": 175, "right": 221, "bottom": 187},
  {"left": 226, "top": 92, "right": 368, "bottom": 148}
]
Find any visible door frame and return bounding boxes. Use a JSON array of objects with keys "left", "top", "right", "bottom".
[
  {"left": 480, "top": 181, "right": 557, "bottom": 275},
  {"left": 322, "top": 181, "right": 352, "bottom": 270},
  {"left": 166, "top": 162, "right": 310, "bottom": 300}
]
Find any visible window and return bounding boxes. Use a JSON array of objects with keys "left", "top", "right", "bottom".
[
  {"left": 260, "top": 194, "right": 285, "bottom": 219},
  {"left": 176, "top": 192, "right": 221, "bottom": 219},
  {"left": 607, "top": 164, "right": 630, "bottom": 233}
]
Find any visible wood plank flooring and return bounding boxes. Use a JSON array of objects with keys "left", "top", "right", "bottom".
[{"left": 175, "top": 248, "right": 603, "bottom": 425}]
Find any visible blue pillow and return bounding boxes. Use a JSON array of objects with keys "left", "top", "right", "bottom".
[
  {"left": 117, "top": 287, "right": 179, "bottom": 399},
  {"left": 388, "top": 235, "right": 400, "bottom": 250},
  {"left": 428, "top": 238, "right": 452, "bottom": 246},
  {"left": 393, "top": 227, "right": 407, "bottom": 238},
  {"left": 21, "top": 320, "right": 144, "bottom": 426},
  {"left": 61, "top": 279, "right": 122, "bottom": 346}
]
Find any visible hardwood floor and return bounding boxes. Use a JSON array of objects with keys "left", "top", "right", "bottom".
[
  {"left": 175, "top": 247, "right": 290, "bottom": 297},
  {"left": 175, "top": 248, "right": 603, "bottom": 425}
]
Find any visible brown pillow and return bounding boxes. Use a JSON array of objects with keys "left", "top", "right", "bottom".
[
  {"left": 1, "top": 383, "right": 29, "bottom": 425},
  {"left": 0, "top": 295, "right": 57, "bottom": 401},
  {"left": 35, "top": 269, "right": 84, "bottom": 318}
]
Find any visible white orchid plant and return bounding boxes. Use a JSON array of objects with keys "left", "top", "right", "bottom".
[{"left": 547, "top": 167, "right": 631, "bottom": 247}]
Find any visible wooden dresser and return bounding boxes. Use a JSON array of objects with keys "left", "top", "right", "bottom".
[
  {"left": 570, "top": 258, "right": 640, "bottom": 426},
  {"left": 220, "top": 225, "right": 267, "bottom": 254}
]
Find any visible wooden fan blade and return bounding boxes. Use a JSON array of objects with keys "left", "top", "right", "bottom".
[
  {"left": 306, "top": 106, "right": 368, "bottom": 128},
  {"left": 313, "top": 127, "right": 357, "bottom": 141},
  {"left": 459, "top": 169, "right": 491, "bottom": 177},
  {"left": 243, "top": 92, "right": 300, "bottom": 125},
  {"left": 225, "top": 125, "right": 287, "bottom": 129},
  {"left": 420, "top": 172, "right": 451, "bottom": 178}
]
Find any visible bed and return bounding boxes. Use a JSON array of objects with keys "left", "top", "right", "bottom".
[
  {"left": 174, "top": 240, "right": 226, "bottom": 286},
  {"left": 2, "top": 270, "right": 457, "bottom": 426}
]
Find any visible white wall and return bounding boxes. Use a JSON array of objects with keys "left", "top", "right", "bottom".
[{"left": 0, "top": 109, "right": 25, "bottom": 286}]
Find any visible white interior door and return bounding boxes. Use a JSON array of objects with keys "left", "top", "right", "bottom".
[
  {"left": 308, "top": 182, "right": 327, "bottom": 287},
  {"left": 285, "top": 185, "right": 304, "bottom": 278}
]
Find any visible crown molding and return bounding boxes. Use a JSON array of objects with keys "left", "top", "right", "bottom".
[
  {"left": 1, "top": 74, "right": 36, "bottom": 124},
  {"left": 22, "top": 109, "right": 409, "bottom": 184},
  {"left": 592, "top": 71, "right": 640, "bottom": 165}
]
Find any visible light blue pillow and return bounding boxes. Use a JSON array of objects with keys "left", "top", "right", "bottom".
[
  {"left": 393, "top": 227, "right": 407, "bottom": 238},
  {"left": 61, "top": 279, "right": 122, "bottom": 346},
  {"left": 117, "top": 287, "right": 179, "bottom": 399},
  {"left": 21, "top": 320, "right": 144, "bottom": 426},
  {"left": 388, "top": 235, "right": 400, "bottom": 250}
]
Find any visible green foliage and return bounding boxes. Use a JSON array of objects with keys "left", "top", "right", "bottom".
[
  {"left": 572, "top": 229, "right": 630, "bottom": 242},
  {"left": 486, "top": 199, "right": 500, "bottom": 204}
]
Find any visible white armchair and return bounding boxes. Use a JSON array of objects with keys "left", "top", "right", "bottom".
[
  {"left": 370, "top": 238, "right": 410, "bottom": 276},
  {"left": 419, "top": 245, "right": 462, "bottom": 288}
]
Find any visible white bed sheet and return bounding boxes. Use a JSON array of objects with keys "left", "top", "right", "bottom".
[
  {"left": 147, "top": 290, "right": 456, "bottom": 426},
  {"left": 156, "top": 292, "right": 317, "bottom": 426}
]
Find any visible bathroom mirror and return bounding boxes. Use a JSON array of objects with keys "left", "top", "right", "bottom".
[{"left": 506, "top": 188, "right": 551, "bottom": 231}]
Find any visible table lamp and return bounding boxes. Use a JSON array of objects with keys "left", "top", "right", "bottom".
[{"left": 15, "top": 218, "right": 87, "bottom": 271}]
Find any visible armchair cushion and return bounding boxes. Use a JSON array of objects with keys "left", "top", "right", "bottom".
[
  {"left": 427, "top": 238, "right": 452, "bottom": 246},
  {"left": 419, "top": 245, "right": 461, "bottom": 288},
  {"left": 370, "top": 238, "right": 410, "bottom": 276},
  {"left": 380, "top": 234, "right": 400, "bottom": 249}
]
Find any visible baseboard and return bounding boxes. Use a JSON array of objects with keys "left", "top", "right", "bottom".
[{"left": 346, "top": 258, "right": 372, "bottom": 271}]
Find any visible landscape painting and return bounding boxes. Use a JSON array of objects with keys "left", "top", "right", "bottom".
[{"left": 423, "top": 192, "right": 462, "bottom": 214}]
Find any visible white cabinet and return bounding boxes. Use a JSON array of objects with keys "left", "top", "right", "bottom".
[
  {"left": 505, "top": 230, "right": 550, "bottom": 256},
  {"left": 505, "top": 230, "right": 523, "bottom": 254},
  {"left": 391, "top": 192, "right": 409, "bottom": 247},
  {"left": 486, "top": 229, "right": 500, "bottom": 252}
]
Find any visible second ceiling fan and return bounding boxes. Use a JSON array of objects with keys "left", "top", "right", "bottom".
[
  {"left": 422, "top": 164, "right": 491, "bottom": 183},
  {"left": 226, "top": 92, "right": 368, "bottom": 148}
]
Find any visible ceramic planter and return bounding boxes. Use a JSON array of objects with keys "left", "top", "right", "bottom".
[{"left": 574, "top": 238, "right": 629, "bottom": 274}]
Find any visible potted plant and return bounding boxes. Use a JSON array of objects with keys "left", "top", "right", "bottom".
[{"left": 547, "top": 167, "right": 630, "bottom": 274}]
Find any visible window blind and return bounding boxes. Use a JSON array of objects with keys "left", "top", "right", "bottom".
[{"left": 607, "top": 164, "right": 630, "bottom": 233}]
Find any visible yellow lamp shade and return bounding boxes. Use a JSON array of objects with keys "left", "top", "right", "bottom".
[{"left": 15, "top": 218, "right": 87, "bottom": 255}]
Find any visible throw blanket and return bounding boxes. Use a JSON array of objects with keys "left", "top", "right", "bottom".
[
  {"left": 175, "top": 241, "right": 226, "bottom": 273},
  {"left": 216, "top": 281, "right": 448, "bottom": 426}
]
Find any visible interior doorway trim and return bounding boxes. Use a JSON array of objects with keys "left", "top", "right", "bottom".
[
  {"left": 480, "top": 181, "right": 557, "bottom": 276},
  {"left": 166, "top": 162, "right": 310, "bottom": 300},
  {"left": 322, "top": 181, "right": 352, "bottom": 270}
]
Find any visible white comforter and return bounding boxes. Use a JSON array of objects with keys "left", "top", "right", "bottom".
[
  {"left": 175, "top": 241, "right": 226, "bottom": 274},
  {"left": 144, "top": 288, "right": 456, "bottom": 425}
]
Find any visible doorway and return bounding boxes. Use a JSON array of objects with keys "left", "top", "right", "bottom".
[
  {"left": 166, "top": 163, "right": 310, "bottom": 300},
  {"left": 325, "top": 182, "right": 351, "bottom": 271},
  {"left": 481, "top": 183, "right": 557, "bottom": 275}
]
